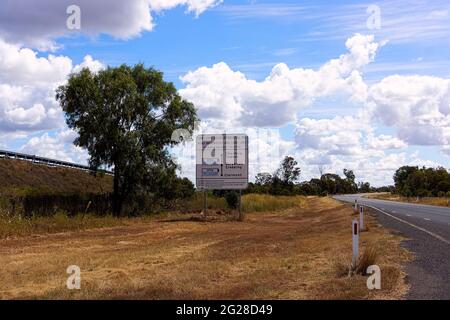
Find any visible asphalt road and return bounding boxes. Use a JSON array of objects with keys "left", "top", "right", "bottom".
[{"left": 334, "top": 194, "right": 450, "bottom": 300}]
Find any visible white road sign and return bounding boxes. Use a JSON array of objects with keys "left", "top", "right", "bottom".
[{"left": 196, "top": 134, "right": 249, "bottom": 190}]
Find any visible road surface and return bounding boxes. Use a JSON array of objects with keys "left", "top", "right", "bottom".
[{"left": 334, "top": 194, "right": 450, "bottom": 300}]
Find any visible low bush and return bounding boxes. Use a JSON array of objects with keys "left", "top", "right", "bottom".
[{"left": 225, "top": 192, "right": 239, "bottom": 209}]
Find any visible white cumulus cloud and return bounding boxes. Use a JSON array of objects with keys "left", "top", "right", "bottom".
[
  {"left": 20, "top": 130, "right": 88, "bottom": 164},
  {"left": 0, "top": 39, "right": 104, "bottom": 137},
  {"left": 0, "top": 0, "right": 221, "bottom": 50},
  {"left": 367, "top": 75, "right": 450, "bottom": 148},
  {"left": 180, "top": 34, "right": 381, "bottom": 127}
]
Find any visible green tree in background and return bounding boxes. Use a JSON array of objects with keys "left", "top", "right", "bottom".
[
  {"left": 393, "top": 166, "right": 450, "bottom": 197},
  {"left": 275, "top": 156, "right": 301, "bottom": 185},
  {"left": 393, "top": 166, "right": 418, "bottom": 194},
  {"left": 272, "top": 156, "right": 301, "bottom": 195},
  {"left": 56, "top": 64, "right": 198, "bottom": 215},
  {"left": 343, "top": 168, "right": 358, "bottom": 193}
]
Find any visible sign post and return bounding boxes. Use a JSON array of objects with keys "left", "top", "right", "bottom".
[
  {"left": 203, "top": 190, "right": 207, "bottom": 216},
  {"left": 196, "top": 134, "right": 249, "bottom": 220},
  {"left": 238, "top": 189, "right": 243, "bottom": 221}
]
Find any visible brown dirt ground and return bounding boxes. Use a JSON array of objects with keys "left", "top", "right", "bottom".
[{"left": 0, "top": 197, "right": 411, "bottom": 300}]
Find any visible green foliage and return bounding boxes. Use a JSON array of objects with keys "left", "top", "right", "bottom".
[
  {"left": 358, "top": 181, "right": 371, "bottom": 193},
  {"left": 248, "top": 156, "right": 383, "bottom": 197},
  {"left": 393, "top": 166, "right": 450, "bottom": 197},
  {"left": 225, "top": 191, "right": 239, "bottom": 209},
  {"left": 175, "top": 178, "right": 196, "bottom": 199},
  {"left": 275, "top": 156, "right": 301, "bottom": 185},
  {"left": 56, "top": 64, "right": 198, "bottom": 215},
  {"left": 249, "top": 156, "right": 301, "bottom": 196}
]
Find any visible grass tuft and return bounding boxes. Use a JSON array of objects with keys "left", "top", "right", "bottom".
[{"left": 356, "top": 245, "right": 378, "bottom": 275}]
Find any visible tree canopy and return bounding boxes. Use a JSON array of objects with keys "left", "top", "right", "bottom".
[
  {"left": 393, "top": 166, "right": 450, "bottom": 197},
  {"left": 56, "top": 64, "right": 198, "bottom": 214}
]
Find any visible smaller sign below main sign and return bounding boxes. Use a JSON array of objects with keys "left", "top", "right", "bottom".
[{"left": 196, "top": 134, "right": 249, "bottom": 190}]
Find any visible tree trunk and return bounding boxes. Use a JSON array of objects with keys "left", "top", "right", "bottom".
[{"left": 113, "top": 168, "right": 122, "bottom": 216}]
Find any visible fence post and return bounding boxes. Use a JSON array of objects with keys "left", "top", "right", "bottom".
[{"left": 352, "top": 219, "right": 359, "bottom": 269}]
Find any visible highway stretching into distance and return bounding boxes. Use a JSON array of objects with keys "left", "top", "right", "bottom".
[{"left": 334, "top": 194, "right": 450, "bottom": 299}]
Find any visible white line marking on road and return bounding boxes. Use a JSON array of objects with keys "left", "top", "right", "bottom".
[
  {"left": 406, "top": 214, "right": 412, "bottom": 217},
  {"left": 366, "top": 205, "right": 450, "bottom": 246},
  {"left": 424, "top": 218, "right": 431, "bottom": 221}
]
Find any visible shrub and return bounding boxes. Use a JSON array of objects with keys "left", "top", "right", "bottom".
[
  {"left": 225, "top": 191, "right": 239, "bottom": 209},
  {"left": 417, "top": 189, "right": 430, "bottom": 198}
]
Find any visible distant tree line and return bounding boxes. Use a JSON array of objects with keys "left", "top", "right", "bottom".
[
  {"left": 393, "top": 166, "right": 450, "bottom": 197},
  {"left": 246, "top": 157, "right": 450, "bottom": 198},
  {"left": 246, "top": 156, "right": 379, "bottom": 196}
]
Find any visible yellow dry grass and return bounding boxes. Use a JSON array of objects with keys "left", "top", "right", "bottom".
[
  {"left": 0, "top": 197, "right": 411, "bottom": 300},
  {"left": 0, "top": 194, "right": 306, "bottom": 239},
  {"left": 0, "top": 158, "right": 112, "bottom": 196}
]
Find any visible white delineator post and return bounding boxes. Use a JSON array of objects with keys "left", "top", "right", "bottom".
[
  {"left": 359, "top": 205, "right": 364, "bottom": 231},
  {"left": 352, "top": 219, "right": 359, "bottom": 269},
  {"left": 354, "top": 199, "right": 358, "bottom": 213}
]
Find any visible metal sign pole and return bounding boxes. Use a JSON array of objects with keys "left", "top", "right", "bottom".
[
  {"left": 203, "top": 190, "right": 207, "bottom": 217},
  {"left": 238, "top": 189, "right": 242, "bottom": 221}
]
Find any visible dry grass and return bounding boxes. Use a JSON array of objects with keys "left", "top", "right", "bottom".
[
  {"left": 185, "top": 193, "right": 306, "bottom": 213},
  {"left": 356, "top": 246, "right": 378, "bottom": 275},
  {"left": 368, "top": 193, "right": 450, "bottom": 207},
  {"left": 185, "top": 193, "right": 227, "bottom": 211},
  {"left": 241, "top": 194, "right": 306, "bottom": 212},
  {"left": 0, "top": 212, "right": 128, "bottom": 240},
  {"left": 0, "top": 193, "right": 305, "bottom": 239},
  {"left": 0, "top": 197, "right": 411, "bottom": 300},
  {"left": 0, "top": 158, "right": 112, "bottom": 196}
]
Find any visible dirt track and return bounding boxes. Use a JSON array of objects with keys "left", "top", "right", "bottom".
[{"left": 0, "top": 198, "right": 410, "bottom": 300}]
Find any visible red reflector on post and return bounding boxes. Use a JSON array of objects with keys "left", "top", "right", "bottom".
[{"left": 353, "top": 222, "right": 358, "bottom": 235}]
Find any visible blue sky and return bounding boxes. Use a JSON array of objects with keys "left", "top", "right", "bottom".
[
  {"left": 0, "top": 0, "right": 449, "bottom": 185},
  {"left": 55, "top": 1, "right": 450, "bottom": 83}
]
